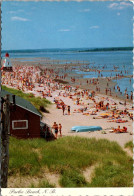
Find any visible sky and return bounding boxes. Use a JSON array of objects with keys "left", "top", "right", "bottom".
[{"left": 2, "top": 1, "right": 133, "bottom": 50}]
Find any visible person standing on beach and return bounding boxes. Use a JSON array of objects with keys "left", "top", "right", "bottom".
[
  {"left": 106, "top": 103, "right": 109, "bottom": 110},
  {"left": 59, "top": 123, "right": 62, "bottom": 137},
  {"left": 52, "top": 122, "right": 58, "bottom": 139},
  {"left": 126, "top": 94, "right": 129, "bottom": 100},
  {"left": 68, "top": 105, "right": 70, "bottom": 115},
  {"left": 62, "top": 104, "right": 65, "bottom": 115}
]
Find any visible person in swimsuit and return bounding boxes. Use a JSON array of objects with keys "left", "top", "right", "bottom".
[
  {"left": 58, "top": 123, "right": 62, "bottom": 137},
  {"left": 68, "top": 105, "right": 70, "bottom": 115},
  {"left": 62, "top": 104, "right": 65, "bottom": 115},
  {"left": 52, "top": 122, "right": 58, "bottom": 139}
]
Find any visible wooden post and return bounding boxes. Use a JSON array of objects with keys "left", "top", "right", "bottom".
[
  {"left": 1, "top": 95, "right": 10, "bottom": 188},
  {"left": 0, "top": 1, "right": 2, "bottom": 189}
]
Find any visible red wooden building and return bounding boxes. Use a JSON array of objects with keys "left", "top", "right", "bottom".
[{"left": 1, "top": 90, "right": 41, "bottom": 139}]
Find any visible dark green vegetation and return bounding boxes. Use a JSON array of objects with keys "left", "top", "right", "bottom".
[
  {"left": 9, "top": 136, "right": 133, "bottom": 187},
  {"left": 2, "top": 85, "right": 51, "bottom": 114},
  {"left": 78, "top": 47, "right": 133, "bottom": 52},
  {"left": 2, "top": 47, "right": 133, "bottom": 54},
  {"left": 125, "top": 141, "right": 133, "bottom": 152}
]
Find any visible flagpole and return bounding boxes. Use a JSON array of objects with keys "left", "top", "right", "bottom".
[{"left": 0, "top": 1, "right": 2, "bottom": 189}]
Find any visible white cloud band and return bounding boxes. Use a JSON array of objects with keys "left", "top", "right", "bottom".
[
  {"left": 11, "top": 16, "right": 30, "bottom": 21},
  {"left": 90, "top": 26, "right": 99, "bottom": 29}
]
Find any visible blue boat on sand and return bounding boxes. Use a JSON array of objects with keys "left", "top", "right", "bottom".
[{"left": 71, "top": 126, "right": 102, "bottom": 133}]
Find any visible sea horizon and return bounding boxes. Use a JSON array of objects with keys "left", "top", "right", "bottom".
[{"left": 2, "top": 46, "right": 133, "bottom": 54}]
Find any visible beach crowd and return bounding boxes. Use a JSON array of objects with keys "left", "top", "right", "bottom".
[{"left": 1, "top": 64, "right": 133, "bottom": 140}]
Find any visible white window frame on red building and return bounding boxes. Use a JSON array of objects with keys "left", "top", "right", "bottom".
[{"left": 12, "top": 120, "right": 28, "bottom": 130}]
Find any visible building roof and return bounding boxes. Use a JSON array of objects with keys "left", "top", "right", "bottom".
[{"left": 1, "top": 90, "right": 41, "bottom": 117}]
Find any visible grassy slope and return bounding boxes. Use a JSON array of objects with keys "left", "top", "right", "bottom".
[
  {"left": 124, "top": 141, "right": 133, "bottom": 152},
  {"left": 9, "top": 136, "right": 133, "bottom": 188},
  {"left": 2, "top": 85, "right": 51, "bottom": 114}
]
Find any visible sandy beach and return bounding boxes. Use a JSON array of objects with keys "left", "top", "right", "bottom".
[
  {"left": 41, "top": 90, "right": 132, "bottom": 147},
  {"left": 2, "top": 59, "right": 133, "bottom": 148}
]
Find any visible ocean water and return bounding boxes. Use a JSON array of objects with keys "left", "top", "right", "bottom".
[
  {"left": 2, "top": 48, "right": 133, "bottom": 95},
  {"left": 113, "top": 77, "right": 133, "bottom": 96}
]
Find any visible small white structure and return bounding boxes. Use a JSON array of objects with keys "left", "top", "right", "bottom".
[{"left": 2, "top": 53, "right": 13, "bottom": 71}]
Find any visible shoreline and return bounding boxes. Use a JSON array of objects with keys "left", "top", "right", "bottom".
[{"left": 10, "top": 57, "right": 133, "bottom": 98}]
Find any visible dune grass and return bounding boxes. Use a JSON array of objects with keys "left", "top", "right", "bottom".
[
  {"left": 30, "top": 180, "right": 55, "bottom": 188},
  {"left": 59, "top": 168, "right": 88, "bottom": 187},
  {"left": 2, "top": 85, "right": 51, "bottom": 113},
  {"left": 8, "top": 136, "right": 133, "bottom": 187},
  {"left": 124, "top": 141, "right": 133, "bottom": 152}
]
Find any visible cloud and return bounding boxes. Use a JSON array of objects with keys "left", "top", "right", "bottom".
[
  {"left": 90, "top": 26, "right": 99, "bottom": 29},
  {"left": 59, "top": 29, "right": 70, "bottom": 32},
  {"left": 120, "top": 2, "right": 133, "bottom": 6},
  {"left": 11, "top": 16, "right": 30, "bottom": 21},
  {"left": 108, "top": 3, "right": 119, "bottom": 9},
  {"left": 8, "top": 9, "right": 24, "bottom": 14},
  {"left": 108, "top": 2, "right": 132, "bottom": 10},
  {"left": 79, "top": 8, "right": 90, "bottom": 12}
]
